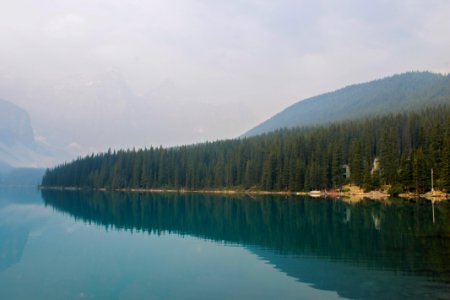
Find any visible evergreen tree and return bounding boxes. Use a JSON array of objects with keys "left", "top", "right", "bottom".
[{"left": 41, "top": 106, "right": 450, "bottom": 195}]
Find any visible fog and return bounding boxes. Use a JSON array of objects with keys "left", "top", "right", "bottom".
[{"left": 1, "top": 0, "right": 449, "bottom": 157}]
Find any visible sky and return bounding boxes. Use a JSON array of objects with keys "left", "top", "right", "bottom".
[{"left": 0, "top": 0, "right": 449, "bottom": 159}]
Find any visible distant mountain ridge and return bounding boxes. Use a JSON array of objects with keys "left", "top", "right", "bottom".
[
  {"left": 0, "top": 99, "right": 35, "bottom": 147},
  {"left": 0, "top": 99, "right": 53, "bottom": 168},
  {"left": 243, "top": 72, "right": 450, "bottom": 137},
  {"left": 0, "top": 168, "right": 46, "bottom": 187}
]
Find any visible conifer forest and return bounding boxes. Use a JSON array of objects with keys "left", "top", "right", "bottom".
[{"left": 42, "top": 106, "right": 450, "bottom": 194}]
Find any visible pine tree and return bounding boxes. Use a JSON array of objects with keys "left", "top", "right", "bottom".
[{"left": 441, "top": 139, "right": 450, "bottom": 192}]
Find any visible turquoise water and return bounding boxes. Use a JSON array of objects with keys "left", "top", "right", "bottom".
[{"left": 1, "top": 188, "right": 449, "bottom": 299}]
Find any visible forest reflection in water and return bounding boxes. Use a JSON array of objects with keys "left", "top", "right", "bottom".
[{"left": 41, "top": 190, "right": 450, "bottom": 284}]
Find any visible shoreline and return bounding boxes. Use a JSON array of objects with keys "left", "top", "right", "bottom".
[{"left": 39, "top": 185, "right": 450, "bottom": 202}]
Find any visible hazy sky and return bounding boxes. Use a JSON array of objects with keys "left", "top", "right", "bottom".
[{"left": 1, "top": 0, "right": 449, "bottom": 157}]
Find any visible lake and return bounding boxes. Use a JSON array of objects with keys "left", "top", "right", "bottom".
[{"left": 0, "top": 188, "right": 449, "bottom": 299}]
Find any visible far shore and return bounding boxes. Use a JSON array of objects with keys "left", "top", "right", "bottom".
[{"left": 39, "top": 185, "right": 449, "bottom": 202}]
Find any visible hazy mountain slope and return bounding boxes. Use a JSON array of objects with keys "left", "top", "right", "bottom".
[
  {"left": 0, "top": 99, "right": 35, "bottom": 147},
  {"left": 0, "top": 161, "right": 12, "bottom": 174},
  {"left": 0, "top": 168, "right": 46, "bottom": 186},
  {"left": 244, "top": 72, "right": 450, "bottom": 137},
  {"left": 0, "top": 99, "right": 54, "bottom": 168}
]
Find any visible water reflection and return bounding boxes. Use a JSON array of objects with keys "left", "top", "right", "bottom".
[
  {"left": 41, "top": 190, "right": 450, "bottom": 286},
  {"left": 0, "top": 188, "right": 48, "bottom": 271},
  {"left": 0, "top": 226, "right": 28, "bottom": 272}
]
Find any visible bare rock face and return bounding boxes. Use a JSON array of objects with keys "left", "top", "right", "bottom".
[{"left": 0, "top": 99, "right": 35, "bottom": 147}]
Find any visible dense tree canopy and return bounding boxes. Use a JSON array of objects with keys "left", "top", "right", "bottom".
[{"left": 42, "top": 106, "right": 450, "bottom": 193}]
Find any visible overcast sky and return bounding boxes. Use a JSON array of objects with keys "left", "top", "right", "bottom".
[{"left": 1, "top": 0, "right": 449, "bottom": 157}]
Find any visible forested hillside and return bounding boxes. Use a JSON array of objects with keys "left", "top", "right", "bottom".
[
  {"left": 42, "top": 106, "right": 450, "bottom": 194},
  {"left": 244, "top": 72, "right": 450, "bottom": 136}
]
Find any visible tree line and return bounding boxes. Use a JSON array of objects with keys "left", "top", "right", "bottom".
[{"left": 42, "top": 106, "right": 450, "bottom": 193}]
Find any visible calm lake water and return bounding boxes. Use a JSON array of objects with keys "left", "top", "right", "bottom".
[{"left": 0, "top": 188, "right": 449, "bottom": 299}]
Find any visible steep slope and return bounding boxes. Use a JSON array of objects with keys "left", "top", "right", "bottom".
[
  {"left": 244, "top": 72, "right": 450, "bottom": 137},
  {"left": 0, "top": 161, "right": 12, "bottom": 174},
  {"left": 0, "top": 99, "right": 54, "bottom": 168},
  {"left": 0, "top": 99, "right": 35, "bottom": 147}
]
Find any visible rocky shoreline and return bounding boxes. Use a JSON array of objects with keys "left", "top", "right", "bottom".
[{"left": 40, "top": 185, "right": 449, "bottom": 202}]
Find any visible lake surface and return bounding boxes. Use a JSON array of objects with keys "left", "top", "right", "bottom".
[{"left": 1, "top": 188, "right": 449, "bottom": 299}]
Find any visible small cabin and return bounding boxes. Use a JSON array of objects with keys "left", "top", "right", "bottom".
[{"left": 342, "top": 164, "right": 350, "bottom": 179}]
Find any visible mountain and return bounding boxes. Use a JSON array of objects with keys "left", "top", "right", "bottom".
[
  {"left": 0, "top": 99, "right": 35, "bottom": 147},
  {"left": 0, "top": 99, "right": 54, "bottom": 168},
  {"left": 0, "top": 161, "right": 12, "bottom": 174},
  {"left": 0, "top": 168, "right": 46, "bottom": 187},
  {"left": 243, "top": 72, "right": 450, "bottom": 137}
]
